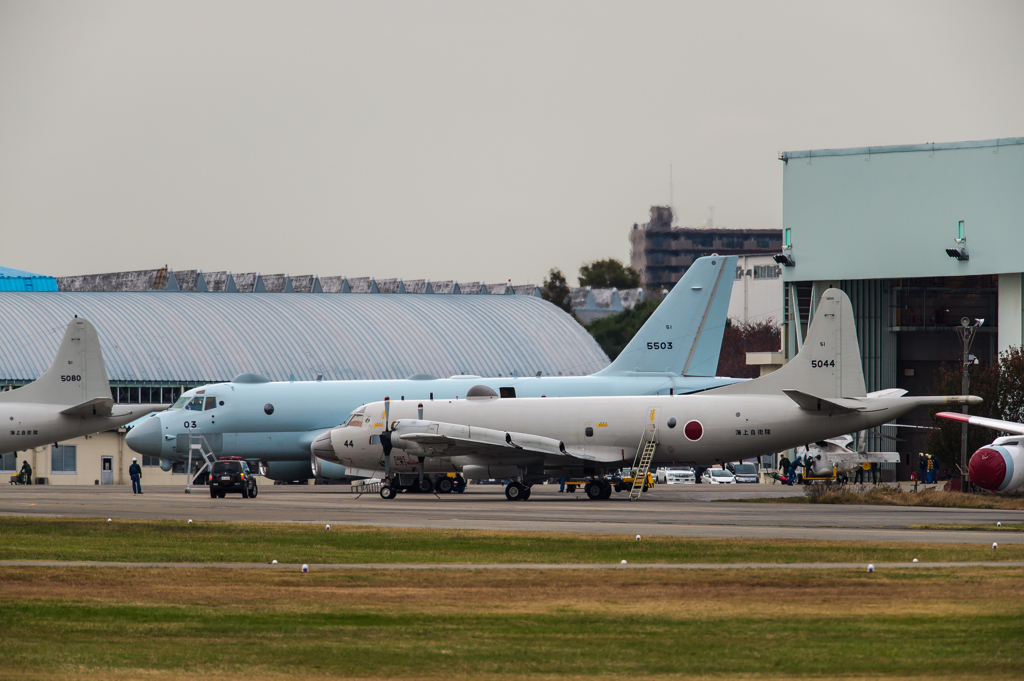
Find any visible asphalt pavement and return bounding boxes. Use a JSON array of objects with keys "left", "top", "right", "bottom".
[{"left": 2, "top": 482, "right": 1022, "bottom": 544}]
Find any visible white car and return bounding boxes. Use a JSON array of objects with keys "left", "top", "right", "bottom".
[
  {"left": 730, "top": 464, "right": 760, "bottom": 483},
  {"left": 665, "top": 467, "right": 696, "bottom": 484},
  {"left": 702, "top": 468, "right": 737, "bottom": 484}
]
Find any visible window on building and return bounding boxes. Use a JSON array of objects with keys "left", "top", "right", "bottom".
[
  {"left": 735, "top": 266, "right": 744, "bottom": 280},
  {"left": 756, "top": 236, "right": 770, "bottom": 248},
  {"left": 784, "top": 228, "right": 792, "bottom": 247},
  {"left": 720, "top": 235, "right": 744, "bottom": 249},
  {"left": 117, "top": 387, "right": 129, "bottom": 403},
  {"left": 649, "top": 252, "right": 665, "bottom": 264},
  {"left": 51, "top": 444, "right": 77, "bottom": 473},
  {"left": 691, "top": 235, "right": 713, "bottom": 248},
  {"left": 1, "top": 452, "right": 16, "bottom": 471},
  {"left": 142, "top": 455, "right": 160, "bottom": 467}
]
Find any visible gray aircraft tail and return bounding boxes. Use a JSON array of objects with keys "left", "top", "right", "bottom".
[
  {"left": 596, "top": 255, "right": 736, "bottom": 376},
  {"left": 0, "top": 318, "right": 113, "bottom": 407},
  {"left": 708, "top": 288, "right": 867, "bottom": 399}
]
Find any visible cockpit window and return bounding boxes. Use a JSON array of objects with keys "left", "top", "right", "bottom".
[
  {"left": 186, "top": 397, "right": 204, "bottom": 411},
  {"left": 346, "top": 413, "right": 363, "bottom": 427},
  {"left": 204, "top": 396, "right": 217, "bottom": 411},
  {"left": 170, "top": 395, "right": 189, "bottom": 410}
]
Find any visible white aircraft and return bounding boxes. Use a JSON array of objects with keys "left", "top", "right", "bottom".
[
  {"left": 800, "top": 432, "right": 900, "bottom": 481},
  {"left": 935, "top": 412, "right": 1024, "bottom": 493},
  {"left": 314, "top": 288, "right": 979, "bottom": 500},
  {"left": 1, "top": 318, "right": 163, "bottom": 457}
]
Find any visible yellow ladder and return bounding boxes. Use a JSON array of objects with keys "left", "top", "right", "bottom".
[{"left": 628, "top": 430, "right": 657, "bottom": 501}]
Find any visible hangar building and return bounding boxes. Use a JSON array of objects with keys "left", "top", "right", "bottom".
[
  {"left": 778, "top": 136, "right": 1024, "bottom": 479},
  {"left": 1, "top": 271, "right": 609, "bottom": 485}
]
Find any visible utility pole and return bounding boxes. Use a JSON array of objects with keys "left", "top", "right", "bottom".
[{"left": 955, "top": 317, "right": 978, "bottom": 492}]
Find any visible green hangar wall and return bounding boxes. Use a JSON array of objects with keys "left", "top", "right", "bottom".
[{"left": 777, "top": 137, "right": 1024, "bottom": 479}]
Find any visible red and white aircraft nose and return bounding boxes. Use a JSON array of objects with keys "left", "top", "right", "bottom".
[{"left": 969, "top": 447, "right": 1010, "bottom": 492}]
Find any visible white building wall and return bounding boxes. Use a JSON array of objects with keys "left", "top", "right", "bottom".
[{"left": 728, "top": 255, "right": 784, "bottom": 325}]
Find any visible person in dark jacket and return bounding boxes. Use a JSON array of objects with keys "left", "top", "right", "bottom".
[
  {"left": 20, "top": 459, "right": 32, "bottom": 485},
  {"left": 129, "top": 457, "right": 143, "bottom": 495},
  {"left": 918, "top": 453, "right": 927, "bottom": 483},
  {"left": 870, "top": 461, "right": 880, "bottom": 484},
  {"left": 789, "top": 456, "right": 803, "bottom": 486},
  {"left": 779, "top": 455, "right": 791, "bottom": 484}
]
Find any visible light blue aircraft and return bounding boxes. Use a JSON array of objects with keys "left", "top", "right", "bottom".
[{"left": 127, "top": 255, "right": 743, "bottom": 481}]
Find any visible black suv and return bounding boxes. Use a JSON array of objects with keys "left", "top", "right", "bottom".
[{"left": 209, "top": 458, "right": 258, "bottom": 498}]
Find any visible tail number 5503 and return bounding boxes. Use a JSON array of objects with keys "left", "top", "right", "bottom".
[{"left": 647, "top": 342, "right": 673, "bottom": 350}]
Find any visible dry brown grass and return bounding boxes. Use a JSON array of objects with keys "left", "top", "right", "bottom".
[
  {"left": 804, "top": 483, "right": 1024, "bottom": 510},
  {"left": 2, "top": 565, "right": 1021, "bottom": 619}
]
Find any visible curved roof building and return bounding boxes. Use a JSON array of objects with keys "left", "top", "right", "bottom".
[{"left": 0, "top": 292, "right": 609, "bottom": 394}]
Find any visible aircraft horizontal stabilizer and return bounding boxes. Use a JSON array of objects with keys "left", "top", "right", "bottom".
[
  {"left": 936, "top": 412, "right": 1024, "bottom": 436},
  {"left": 783, "top": 390, "right": 863, "bottom": 414},
  {"left": 59, "top": 397, "right": 114, "bottom": 418}
]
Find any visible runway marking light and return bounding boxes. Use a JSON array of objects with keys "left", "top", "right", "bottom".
[
  {"left": 912, "top": 558, "right": 918, "bottom": 563},
  {"left": 867, "top": 564, "right": 874, "bottom": 573},
  {"left": 107, "top": 518, "right": 111, "bottom": 523},
  {"left": 188, "top": 519, "right": 193, "bottom": 525},
  {"left": 272, "top": 560, "right": 278, "bottom": 564},
  {"left": 993, "top": 543, "right": 998, "bottom": 550},
  {"left": 621, "top": 560, "right": 627, "bottom": 565},
  {"left": 635, "top": 535, "right": 641, "bottom": 541},
  {"left": 326, "top": 524, "right": 331, "bottom": 530},
  {"left": 997, "top": 522, "right": 1002, "bottom": 527},
  {"left": 302, "top": 564, "right": 309, "bottom": 573}
]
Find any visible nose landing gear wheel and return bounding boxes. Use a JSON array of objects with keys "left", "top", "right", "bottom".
[
  {"left": 505, "top": 482, "right": 525, "bottom": 501},
  {"left": 379, "top": 485, "right": 396, "bottom": 500}
]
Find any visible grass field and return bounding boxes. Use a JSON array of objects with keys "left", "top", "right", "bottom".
[
  {"left": 2, "top": 517, "right": 1023, "bottom": 565},
  {"left": 1, "top": 565, "right": 1022, "bottom": 679},
  {"left": 910, "top": 523, "right": 1024, "bottom": 532}
]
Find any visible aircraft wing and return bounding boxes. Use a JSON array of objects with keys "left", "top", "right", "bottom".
[
  {"left": 393, "top": 420, "right": 624, "bottom": 463},
  {"left": 936, "top": 412, "right": 1024, "bottom": 436},
  {"left": 393, "top": 421, "right": 565, "bottom": 458}
]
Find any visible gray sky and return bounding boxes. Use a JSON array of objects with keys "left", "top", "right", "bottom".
[{"left": 2, "top": 1, "right": 1022, "bottom": 286}]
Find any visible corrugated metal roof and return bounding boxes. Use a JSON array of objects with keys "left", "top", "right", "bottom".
[{"left": 0, "top": 292, "right": 609, "bottom": 384}]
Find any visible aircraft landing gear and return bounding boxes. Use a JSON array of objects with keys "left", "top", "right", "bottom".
[
  {"left": 379, "top": 485, "right": 396, "bottom": 500},
  {"left": 505, "top": 482, "right": 528, "bottom": 501},
  {"left": 585, "top": 480, "right": 612, "bottom": 500}
]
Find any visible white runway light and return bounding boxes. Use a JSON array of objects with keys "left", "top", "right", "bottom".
[
  {"left": 621, "top": 560, "right": 627, "bottom": 565},
  {"left": 272, "top": 560, "right": 278, "bottom": 564},
  {"left": 867, "top": 564, "right": 875, "bottom": 573},
  {"left": 188, "top": 519, "right": 193, "bottom": 525},
  {"left": 997, "top": 522, "right": 1002, "bottom": 527},
  {"left": 107, "top": 518, "right": 111, "bottom": 523},
  {"left": 993, "top": 542, "right": 998, "bottom": 550},
  {"left": 635, "top": 535, "right": 641, "bottom": 541},
  {"left": 302, "top": 564, "right": 309, "bottom": 573},
  {"left": 912, "top": 558, "right": 918, "bottom": 563},
  {"left": 326, "top": 524, "right": 330, "bottom": 530}
]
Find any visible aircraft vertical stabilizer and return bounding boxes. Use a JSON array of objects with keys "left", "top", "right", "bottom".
[
  {"left": 0, "top": 318, "right": 112, "bottom": 406},
  {"left": 596, "top": 255, "right": 736, "bottom": 376},
  {"left": 707, "top": 288, "right": 866, "bottom": 398}
]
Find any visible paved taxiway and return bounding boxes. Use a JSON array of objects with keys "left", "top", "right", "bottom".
[{"left": 3, "top": 483, "right": 1022, "bottom": 545}]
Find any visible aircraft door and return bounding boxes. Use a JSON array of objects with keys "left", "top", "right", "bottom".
[
  {"left": 100, "top": 456, "right": 113, "bottom": 485},
  {"left": 578, "top": 419, "right": 594, "bottom": 456}
]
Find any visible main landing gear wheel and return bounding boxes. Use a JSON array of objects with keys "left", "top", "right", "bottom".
[
  {"left": 505, "top": 482, "right": 526, "bottom": 501},
  {"left": 585, "top": 481, "right": 605, "bottom": 500},
  {"left": 379, "top": 485, "right": 396, "bottom": 500},
  {"left": 435, "top": 477, "right": 455, "bottom": 494}
]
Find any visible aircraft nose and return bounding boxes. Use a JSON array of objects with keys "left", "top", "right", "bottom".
[
  {"left": 126, "top": 416, "right": 163, "bottom": 457},
  {"left": 968, "top": 447, "right": 1008, "bottom": 492}
]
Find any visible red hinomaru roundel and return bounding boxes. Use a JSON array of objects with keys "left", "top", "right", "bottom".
[{"left": 684, "top": 420, "right": 703, "bottom": 441}]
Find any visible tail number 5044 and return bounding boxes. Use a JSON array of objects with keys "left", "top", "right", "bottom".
[{"left": 811, "top": 360, "right": 835, "bottom": 368}]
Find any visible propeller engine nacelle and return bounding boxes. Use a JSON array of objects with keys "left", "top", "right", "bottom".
[{"left": 968, "top": 436, "right": 1024, "bottom": 493}]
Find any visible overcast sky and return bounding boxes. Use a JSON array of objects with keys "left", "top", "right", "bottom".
[{"left": 1, "top": 1, "right": 1021, "bottom": 286}]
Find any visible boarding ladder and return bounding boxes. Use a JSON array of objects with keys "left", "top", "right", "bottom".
[
  {"left": 184, "top": 428, "right": 217, "bottom": 494},
  {"left": 628, "top": 423, "right": 658, "bottom": 501}
]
